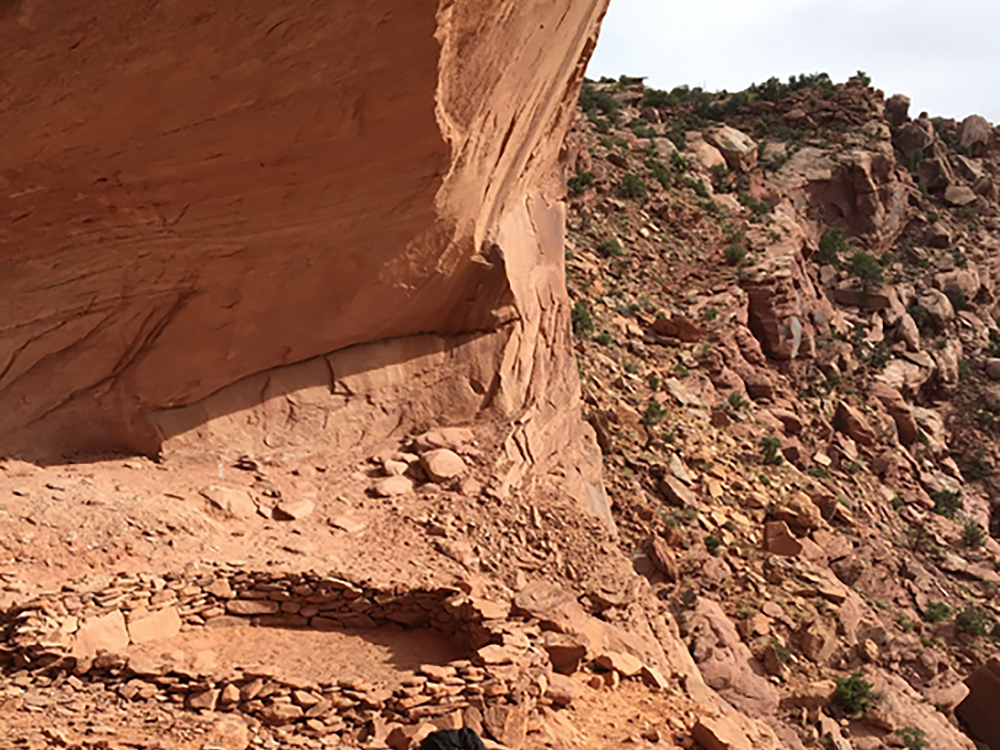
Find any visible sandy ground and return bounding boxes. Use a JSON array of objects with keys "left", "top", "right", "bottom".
[{"left": 126, "top": 624, "right": 468, "bottom": 687}]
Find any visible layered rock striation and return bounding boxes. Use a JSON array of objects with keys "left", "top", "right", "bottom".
[{"left": 0, "top": 0, "right": 609, "bottom": 515}]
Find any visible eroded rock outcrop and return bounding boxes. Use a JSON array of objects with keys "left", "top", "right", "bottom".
[{"left": 0, "top": 0, "right": 609, "bottom": 516}]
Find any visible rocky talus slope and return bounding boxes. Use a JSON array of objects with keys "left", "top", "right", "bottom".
[{"left": 564, "top": 75, "right": 1000, "bottom": 750}]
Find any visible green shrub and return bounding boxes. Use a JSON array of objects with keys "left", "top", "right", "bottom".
[
  {"left": 953, "top": 250, "right": 968, "bottom": 268},
  {"left": 959, "top": 359, "right": 972, "bottom": 380},
  {"left": 759, "top": 435, "right": 783, "bottom": 466},
  {"left": 962, "top": 520, "right": 986, "bottom": 548},
  {"left": 849, "top": 251, "right": 883, "bottom": 292},
  {"left": 640, "top": 399, "right": 668, "bottom": 427},
  {"left": 724, "top": 242, "right": 747, "bottom": 266},
  {"left": 571, "top": 301, "right": 594, "bottom": 336},
  {"left": 850, "top": 70, "right": 873, "bottom": 87},
  {"left": 955, "top": 605, "right": 992, "bottom": 637},
  {"left": 704, "top": 535, "right": 723, "bottom": 556},
  {"left": 727, "top": 392, "right": 749, "bottom": 410},
  {"left": 702, "top": 307, "right": 719, "bottom": 321},
  {"left": 709, "top": 163, "right": 732, "bottom": 191},
  {"left": 593, "top": 332, "right": 613, "bottom": 346},
  {"left": 965, "top": 449, "right": 992, "bottom": 481},
  {"left": 923, "top": 601, "right": 951, "bottom": 623},
  {"left": 908, "top": 302, "right": 931, "bottom": 331},
  {"left": 681, "top": 177, "right": 709, "bottom": 198},
  {"left": 895, "top": 727, "right": 928, "bottom": 750},
  {"left": 670, "top": 151, "right": 691, "bottom": 173},
  {"left": 579, "top": 83, "right": 620, "bottom": 122},
  {"left": 618, "top": 173, "right": 649, "bottom": 200},
  {"left": 645, "top": 158, "right": 671, "bottom": 189},
  {"left": 833, "top": 672, "right": 879, "bottom": 715},
  {"left": 666, "top": 125, "right": 688, "bottom": 152},
  {"left": 642, "top": 88, "right": 673, "bottom": 109},
  {"left": 597, "top": 238, "right": 625, "bottom": 258},
  {"left": 930, "top": 490, "right": 961, "bottom": 519},
  {"left": 737, "top": 192, "right": 770, "bottom": 221},
  {"left": 946, "top": 289, "right": 967, "bottom": 313},
  {"left": 567, "top": 171, "right": 596, "bottom": 196},
  {"left": 978, "top": 410, "right": 995, "bottom": 429},
  {"left": 816, "top": 229, "right": 849, "bottom": 266},
  {"left": 589, "top": 116, "right": 611, "bottom": 134}
]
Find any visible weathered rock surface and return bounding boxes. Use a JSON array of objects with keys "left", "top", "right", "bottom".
[{"left": 0, "top": 0, "right": 611, "bottom": 537}]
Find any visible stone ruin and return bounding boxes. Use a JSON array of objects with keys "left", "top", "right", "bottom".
[{"left": 0, "top": 566, "right": 665, "bottom": 748}]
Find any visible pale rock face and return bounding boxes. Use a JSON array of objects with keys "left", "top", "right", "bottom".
[
  {"left": 959, "top": 114, "right": 994, "bottom": 155},
  {"left": 770, "top": 145, "right": 907, "bottom": 252},
  {"left": 0, "top": 0, "right": 611, "bottom": 524},
  {"left": 705, "top": 125, "right": 758, "bottom": 172}
]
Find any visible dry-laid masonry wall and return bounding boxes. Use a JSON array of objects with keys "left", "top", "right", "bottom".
[{"left": 0, "top": 567, "right": 557, "bottom": 747}]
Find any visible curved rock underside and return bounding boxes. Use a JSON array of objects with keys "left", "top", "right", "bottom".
[{"left": 0, "top": 0, "right": 609, "bottom": 517}]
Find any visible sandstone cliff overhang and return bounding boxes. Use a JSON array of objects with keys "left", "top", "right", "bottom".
[{"left": 0, "top": 0, "right": 609, "bottom": 469}]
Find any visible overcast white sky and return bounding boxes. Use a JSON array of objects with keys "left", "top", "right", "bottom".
[{"left": 588, "top": 0, "right": 1000, "bottom": 124}]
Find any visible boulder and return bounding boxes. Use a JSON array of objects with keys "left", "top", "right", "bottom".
[
  {"left": 785, "top": 680, "right": 836, "bottom": 709},
  {"left": 647, "top": 535, "right": 679, "bottom": 582},
  {"left": 944, "top": 184, "right": 978, "bottom": 206},
  {"left": 542, "top": 632, "right": 588, "bottom": 674},
  {"left": 956, "top": 660, "right": 1000, "bottom": 750},
  {"left": 692, "top": 716, "right": 752, "bottom": 750},
  {"left": 800, "top": 618, "right": 838, "bottom": 663},
  {"left": 413, "top": 427, "right": 475, "bottom": 453},
  {"left": 884, "top": 94, "right": 911, "bottom": 127},
  {"left": 772, "top": 492, "right": 822, "bottom": 531},
  {"left": 916, "top": 289, "right": 955, "bottom": 328},
  {"left": 73, "top": 610, "right": 130, "bottom": 658},
  {"left": 918, "top": 156, "right": 956, "bottom": 192},
  {"left": 893, "top": 120, "right": 934, "bottom": 159},
  {"left": 484, "top": 703, "right": 529, "bottom": 750},
  {"left": 935, "top": 266, "right": 981, "bottom": 301},
  {"left": 926, "top": 223, "right": 952, "bottom": 249},
  {"left": 373, "top": 476, "right": 417, "bottom": 497},
  {"left": 832, "top": 402, "right": 876, "bottom": 446},
  {"left": 958, "top": 114, "right": 994, "bottom": 155},
  {"left": 421, "top": 449, "right": 467, "bottom": 482},
  {"left": 764, "top": 521, "right": 802, "bottom": 557},
  {"left": 512, "top": 582, "right": 591, "bottom": 640},
  {"left": 954, "top": 155, "right": 987, "bottom": 183},
  {"left": 687, "top": 133, "right": 727, "bottom": 171},
  {"left": 705, "top": 125, "right": 758, "bottom": 172},
  {"left": 200, "top": 486, "right": 257, "bottom": 519},
  {"left": 595, "top": 651, "right": 644, "bottom": 677},
  {"left": 660, "top": 474, "right": 697, "bottom": 508},
  {"left": 274, "top": 499, "right": 315, "bottom": 520},
  {"left": 685, "top": 599, "right": 780, "bottom": 718},
  {"left": 261, "top": 703, "right": 304, "bottom": 726},
  {"left": 652, "top": 314, "right": 705, "bottom": 342},
  {"left": 545, "top": 673, "right": 581, "bottom": 706},
  {"left": 894, "top": 312, "right": 921, "bottom": 352}
]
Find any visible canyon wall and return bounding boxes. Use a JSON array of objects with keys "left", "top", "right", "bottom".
[{"left": 0, "top": 0, "right": 609, "bottom": 513}]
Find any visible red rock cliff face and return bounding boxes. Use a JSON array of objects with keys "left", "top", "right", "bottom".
[{"left": 0, "top": 0, "right": 609, "bottom": 507}]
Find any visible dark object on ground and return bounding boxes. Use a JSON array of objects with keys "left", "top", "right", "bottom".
[{"left": 420, "top": 728, "right": 487, "bottom": 750}]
